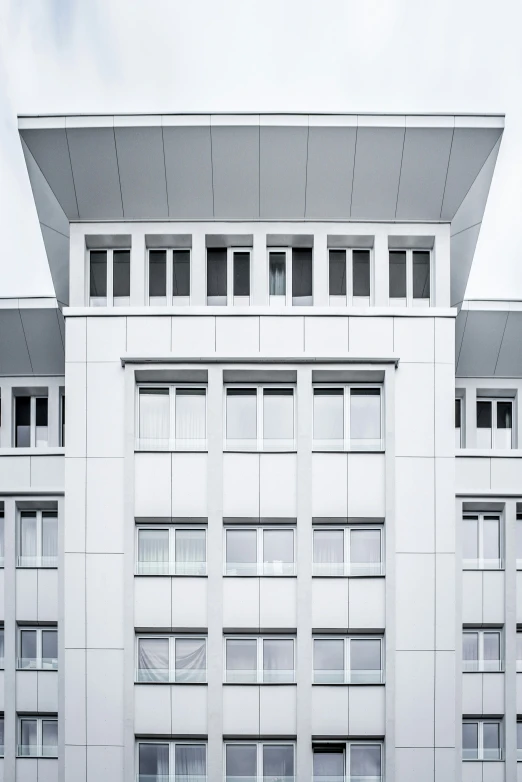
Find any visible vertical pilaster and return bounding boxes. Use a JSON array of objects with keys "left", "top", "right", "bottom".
[
  {"left": 191, "top": 233, "right": 206, "bottom": 306},
  {"left": 384, "top": 364, "right": 396, "bottom": 782},
  {"left": 504, "top": 499, "right": 517, "bottom": 779},
  {"left": 4, "top": 498, "right": 16, "bottom": 781},
  {"left": 313, "top": 230, "right": 328, "bottom": 307},
  {"left": 373, "top": 231, "right": 389, "bottom": 307}
]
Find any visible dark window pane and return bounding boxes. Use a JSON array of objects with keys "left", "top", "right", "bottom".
[
  {"left": 113, "top": 250, "right": 130, "bottom": 297},
  {"left": 42, "top": 630, "right": 58, "bottom": 660},
  {"left": 329, "top": 250, "right": 346, "bottom": 296},
  {"left": 173, "top": 250, "right": 190, "bottom": 297},
  {"left": 353, "top": 250, "right": 370, "bottom": 297},
  {"left": 233, "top": 252, "right": 250, "bottom": 297},
  {"left": 139, "top": 743, "right": 169, "bottom": 774},
  {"left": 269, "top": 252, "right": 286, "bottom": 295},
  {"left": 90, "top": 251, "right": 107, "bottom": 297},
  {"left": 455, "top": 399, "right": 461, "bottom": 428},
  {"left": 35, "top": 397, "right": 48, "bottom": 426},
  {"left": 263, "top": 744, "right": 294, "bottom": 777},
  {"left": 413, "top": 250, "right": 430, "bottom": 299},
  {"left": 226, "top": 744, "right": 256, "bottom": 776},
  {"left": 149, "top": 250, "right": 166, "bottom": 297},
  {"left": 497, "top": 401, "right": 512, "bottom": 429},
  {"left": 15, "top": 396, "right": 31, "bottom": 447},
  {"left": 477, "top": 401, "right": 492, "bottom": 428},
  {"left": 389, "top": 251, "right": 406, "bottom": 298},
  {"left": 292, "top": 248, "right": 313, "bottom": 301},
  {"left": 21, "top": 629, "right": 37, "bottom": 659},
  {"left": 207, "top": 248, "right": 227, "bottom": 298}
]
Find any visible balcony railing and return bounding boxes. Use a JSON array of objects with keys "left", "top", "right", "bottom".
[
  {"left": 224, "top": 669, "right": 296, "bottom": 684},
  {"left": 136, "top": 561, "right": 207, "bottom": 576},
  {"left": 463, "top": 558, "right": 503, "bottom": 571},
  {"left": 136, "top": 437, "right": 208, "bottom": 452},
  {"left": 17, "top": 744, "right": 58, "bottom": 757},
  {"left": 17, "top": 657, "right": 58, "bottom": 671},
  {"left": 313, "top": 777, "right": 382, "bottom": 782},
  {"left": 224, "top": 562, "right": 297, "bottom": 577},
  {"left": 137, "top": 777, "right": 207, "bottom": 782},
  {"left": 462, "top": 659, "right": 503, "bottom": 673},
  {"left": 17, "top": 555, "right": 58, "bottom": 568},
  {"left": 312, "top": 562, "right": 384, "bottom": 577},
  {"left": 313, "top": 670, "right": 384, "bottom": 685},
  {"left": 463, "top": 748, "right": 503, "bottom": 761},
  {"left": 136, "top": 668, "right": 207, "bottom": 684}
]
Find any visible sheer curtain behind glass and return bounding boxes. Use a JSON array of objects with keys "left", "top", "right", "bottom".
[
  {"left": 20, "top": 719, "right": 37, "bottom": 755},
  {"left": 175, "top": 744, "right": 206, "bottom": 781},
  {"left": 138, "top": 529, "right": 169, "bottom": 575},
  {"left": 263, "top": 744, "right": 294, "bottom": 781},
  {"left": 42, "top": 721, "right": 57, "bottom": 756},
  {"left": 139, "top": 743, "right": 169, "bottom": 778},
  {"left": 263, "top": 529, "right": 294, "bottom": 575},
  {"left": 175, "top": 638, "right": 206, "bottom": 682},
  {"left": 176, "top": 529, "right": 206, "bottom": 575},
  {"left": 350, "top": 529, "right": 381, "bottom": 575},
  {"left": 176, "top": 389, "right": 206, "bottom": 444},
  {"left": 140, "top": 389, "right": 170, "bottom": 448},
  {"left": 269, "top": 253, "right": 286, "bottom": 296},
  {"left": 463, "top": 633, "right": 478, "bottom": 672},
  {"left": 20, "top": 512, "right": 36, "bottom": 565},
  {"left": 226, "top": 639, "right": 257, "bottom": 683},
  {"left": 313, "top": 750, "right": 344, "bottom": 780},
  {"left": 313, "top": 530, "right": 344, "bottom": 575},
  {"left": 263, "top": 639, "right": 294, "bottom": 683},
  {"left": 42, "top": 513, "right": 58, "bottom": 565},
  {"left": 484, "top": 632, "right": 501, "bottom": 672},
  {"left": 350, "top": 745, "right": 381, "bottom": 778},
  {"left": 350, "top": 389, "right": 381, "bottom": 449},
  {"left": 138, "top": 638, "right": 169, "bottom": 682},
  {"left": 226, "top": 744, "right": 256, "bottom": 778}
]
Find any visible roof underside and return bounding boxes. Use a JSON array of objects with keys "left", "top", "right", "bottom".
[{"left": 456, "top": 302, "right": 522, "bottom": 378}]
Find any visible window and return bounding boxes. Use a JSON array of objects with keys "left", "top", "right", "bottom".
[
  {"left": 224, "top": 636, "right": 295, "bottom": 684},
  {"left": 17, "top": 510, "right": 58, "bottom": 568},
  {"left": 137, "top": 741, "right": 206, "bottom": 781},
  {"left": 137, "top": 635, "right": 206, "bottom": 683},
  {"left": 224, "top": 527, "right": 295, "bottom": 576},
  {"left": 0, "top": 715, "right": 3, "bottom": 758},
  {"left": 313, "top": 636, "right": 383, "bottom": 684},
  {"left": 517, "top": 719, "right": 522, "bottom": 761},
  {"left": 518, "top": 631, "right": 522, "bottom": 672},
  {"left": 225, "top": 387, "right": 295, "bottom": 451},
  {"left": 15, "top": 395, "right": 48, "bottom": 447},
  {"left": 136, "top": 526, "right": 206, "bottom": 576},
  {"left": 18, "top": 716, "right": 58, "bottom": 757},
  {"left": 462, "top": 629, "right": 502, "bottom": 672},
  {"left": 518, "top": 514, "right": 522, "bottom": 569},
  {"left": 455, "top": 398, "right": 463, "bottom": 448},
  {"left": 0, "top": 627, "right": 3, "bottom": 668},
  {"left": 89, "top": 248, "right": 130, "bottom": 306},
  {"left": 0, "top": 506, "right": 4, "bottom": 567},
  {"left": 463, "top": 513, "right": 502, "bottom": 570},
  {"left": 269, "top": 247, "right": 312, "bottom": 306},
  {"left": 329, "top": 248, "right": 371, "bottom": 306},
  {"left": 148, "top": 248, "right": 190, "bottom": 305},
  {"left": 137, "top": 386, "right": 206, "bottom": 450},
  {"left": 313, "top": 743, "right": 382, "bottom": 781},
  {"left": 463, "top": 720, "right": 502, "bottom": 761},
  {"left": 389, "top": 249, "right": 431, "bottom": 306},
  {"left": 313, "top": 386, "right": 382, "bottom": 451},
  {"left": 313, "top": 526, "right": 383, "bottom": 577},
  {"left": 18, "top": 627, "right": 58, "bottom": 670},
  {"left": 477, "top": 399, "right": 513, "bottom": 449},
  {"left": 225, "top": 742, "right": 294, "bottom": 781},
  {"left": 207, "top": 247, "right": 251, "bottom": 306},
  {"left": 60, "top": 393, "right": 65, "bottom": 447}
]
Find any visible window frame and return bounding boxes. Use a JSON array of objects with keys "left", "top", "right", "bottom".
[
  {"left": 389, "top": 248, "right": 432, "bottom": 307},
  {"left": 328, "top": 247, "right": 374, "bottom": 306},
  {"left": 135, "top": 524, "right": 207, "bottom": 576},
  {"left": 268, "top": 247, "right": 291, "bottom": 306},
  {"left": 17, "top": 715, "right": 58, "bottom": 758},
  {"left": 13, "top": 394, "right": 49, "bottom": 448},
  {"left": 312, "top": 741, "right": 383, "bottom": 780},
  {"left": 17, "top": 509, "right": 58, "bottom": 569},
  {"left": 136, "top": 739, "right": 207, "bottom": 779},
  {"left": 0, "top": 626, "right": 3, "bottom": 669},
  {"left": 136, "top": 384, "right": 208, "bottom": 451},
  {"left": 463, "top": 512, "right": 503, "bottom": 570},
  {"left": 0, "top": 714, "right": 3, "bottom": 758},
  {"left": 455, "top": 396, "right": 463, "bottom": 448},
  {"left": 462, "top": 628, "right": 503, "bottom": 673},
  {"left": 147, "top": 247, "right": 192, "bottom": 306},
  {"left": 517, "top": 513, "right": 522, "bottom": 570},
  {"left": 312, "top": 525, "right": 384, "bottom": 577},
  {"left": 206, "top": 246, "right": 252, "bottom": 306},
  {"left": 462, "top": 719, "right": 503, "bottom": 761},
  {"left": 223, "top": 740, "right": 295, "bottom": 781},
  {"left": 0, "top": 507, "right": 4, "bottom": 568},
  {"left": 88, "top": 247, "right": 130, "bottom": 307},
  {"left": 517, "top": 631, "right": 522, "bottom": 672},
  {"left": 224, "top": 635, "right": 296, "bottom": 684},
  {"left": 312, "top": 384, "right": 384, "bottom": 452},
  {"left": 476, "top": 397, "right": 515, "bottom": 450},
  {"left": 17, "top": 625, "right": 58, "bottom": 671},
  {"left": 224, "top": 384, "right": 296, "bottom": 452},
  {"left": 136, "top": 634, "right": 207, "bottom": 684},
  {"left": 223, "top": 525, "right": 296, "bottom": 576},
  {"left": 313, "top": 635, "right": 384, "bottom": 685}
]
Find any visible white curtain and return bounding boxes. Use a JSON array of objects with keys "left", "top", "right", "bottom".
[
  {"left": 350, "top": 744, "right": 381, "bottom": 777},
  {"left": 42, "top": 721, "right": 58, "bottom": 755},
  {"left": 313, "top": 751, "right": 344, "bottom": 777},
  {"left": 175, "top": 530, "right": 206, "bottom": 574},
  {"left": 313, "top": 391, "right": 344, "bottom": 441},
  {"left": 0, "top": 515, "right": 4, "bottom": 560},
  {"left": 138, "top": 529, "right": 169, "bottom": 575},
  {"left": 20, "top": 514, "right": 37, "bottom": 561},
  {"left": 269, "top": 254, "right": 286, "bottom": 295},
  {"left": 175, "top": 744, "right": 206, "bottom": 781},
  {"left": 263, "top": 639, "right": 294, "bottom": 683},
  {"left": 484, "top": 632, "right": 500, "bottom": 671},
  {"left": 263, "top": 744, "right": 294, "bottom": 779},
  {"left": 350, "top": 639, "right": 381, "bottom": 683},
  {"left": 176, "top": 390, "right": 206, "bottom": 441},
  {"left": 42, "top": 514, "right": 58, "bottom": 563},
  {"left": 139, "top": 743, "right": 169, "bottom": 776},
  {"left": 21, "top": 720, "right": 37, "bottom": 754},
  {"left": 350, "top": 390, "right": 381, "bottom": 441},
  {"left": 350, "top": 529, "right": 381, "bottom": 575},
  {"left": 314, "top": 639, "right": 344, "bottom": 683},
  {"left": 140, "top": 390, "right": 170, "bottom": 446},
  {"left": 175, "top": 638, "right": 206, "bottom": 682},
  {"left": 314, "top": 530, "right": 344, "bottom": 575},
  {"left": 463, "top": 634, "right": 478, "bottom": 664},
  {"left": 226, "top": 639, "right": 256, "bottom": 682},
  {"left": 138, "top": 638, "right": 169, "bottom": 682}
]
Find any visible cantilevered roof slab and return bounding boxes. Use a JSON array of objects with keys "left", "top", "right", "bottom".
[
  {"left": 456, "top": 301, "right": 522, "bottom": 378},
  {"left": 0, "top": 300, "right": 64, "bottom": 377}
]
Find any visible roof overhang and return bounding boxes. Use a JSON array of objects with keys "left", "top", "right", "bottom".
[
  {"left": 0, "top": 299, "right": 64, "bottom": 377},
  {"left": 18, "top": 113, "right": 504, "bottom": 305},
  {"left": 456, "top": 301, "right": 522, "bottom": 378}
]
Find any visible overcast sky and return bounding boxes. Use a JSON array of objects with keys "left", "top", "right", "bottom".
[{"left": 0, "top": 0, "right": 521, "bottom": 299}]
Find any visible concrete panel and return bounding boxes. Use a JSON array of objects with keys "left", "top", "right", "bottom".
[
  {"left": 86, "top": 458, "right": 124, "bottom": 552},
  {"left": 126, "top": 316, "right": 171, "bottom": 355},
  {"left": 305, "top": 126, "right": 356, "bottom": 218},
  {"left": 171, "top": 685, "right": 208, "bottom": 734},
  {"left": 0, "top": 456, "right": 30, "bottom": 490},
  {"left": 517, "top": 673, "right": 522, "bottom": 714},
  {"left": 64, "top": 457, "right": 86, "bottom": 552},
  {"left": 349, "top": 685, "right": 385, "bottom": 735},
  {"left": 223, "top": 686, "right": 260, "bottom": 734},
  {"left": 351, "top": 126, "right": 405, "bottom": 219},
  {"left": 462, "top": 762, "right": 482, "bottom": 782},
  {"left": 172, "top": 577, "right": 208, "bottom": 628},
  {"left": 223, "top": 578, "right": 260, "bottom": 627},
  {"left": 395, "top": 364, "right": 435, "bottom": 457},
  {"left": 482, "top": 763, "right": 504, "bottom": 782},
  {"left": 393, "top": 316, "right": 435, "bottom": 362},
  {"left": 518, "top": 572, "right": 522, "bottom": 624},
  {"left": 15, "top": 670, "right": 38, "bottom": 711},
  {"left": 349, "top": 316, "right": 393, "bottom": 356},
  {"left": 223, "top": 454, "right": 260, "bottom": 517},
  {"left": 396, "top": 126, "right": 453, "bottom": 219},
  {"left": 163, "top": 126, "right": 213, "bottom": 218},
  {"left": 435, "top": 318, "right": 455, "bottom": 365},
  {"left": 260, "top": 454, "right": 297, "bottom": 518},
  {"left": 395, "top": 458, "right": 435, "bottom": 552},
  {"left": 312, "top": 453, "right": 348, "bottom": 518},
  {"left": 395, "top": 651, "right": 435, "bottom": 747},
  {"left": 65, "top": 317, "right": 86, "bottom": 362},
  {"left": 15, "top": 569, "right": 38, "bottom": 621},
  {"left": 305, "top": 317, "right": 349, "bottom": 355},
  {"left": 0, "top": 571, "right": 4, "bottom": 622},
  {"left": 483, "top": 673, "right": 504, "bottom": 714},
  {"left": 67, "top": 126, "right": 123, "bottom": 219},
  {"left": 64, "top": 553, "right": 85, "bottom": 648},
  {"left": 86, "top": 316, "right": 126, "bottom": 362},
  {"left": 172, "top": 453, "right": 208, "bottom": 517},
  {"left": 86, "top": 649, "right": 124, "bottom": 745},
  {"left": 260, "top": 317, "right": 304, "bottom": 355},
  {"left": 86, "top": 363, "right": 125, "bottom": 457},
  {"left": 64, "top": 649, "right": 86, "bottom": 744},
  {"left": 259, "top": 578, "right": 297, "bottom": 628},
  {"left": 435, "top": 457, "right": 456, "bottom": 553},
  {"left": 435, "top": 748, "right": 456, "bottom": 782},
  {"left": 312, "top": 578, "right": 348, "bottom": 628},
  {"left": 134, "top": 578, "right": 171, "bottom": 628},
  {"left": 86, "top": 746, "right": 124, "bottom": 782},
  {"left": 216, "top": 317, "right": 260, "bottom": 355},
  {"left": 435, "top": 363, "right": 457, "bottom": 457},
  {"left": 64, "top": 361, "right": 87, "bottom": 457},
  {"left": 456, "top": 457, "right": 491, "bottom": 492},
  {"left": 134, "top": 684, "right": 171, "bottom": 735},
  {"left": 491, "top": 458, "right": 522, "bottom": 492},
  {"left": 259, "top": 126, "right": 308, "bottom": 218},
  {"left": 15, "top": 760, "right": 38, "bottom": 782},
  {"left": 64, "top": 747, "right": 86, "bottom": 782},
  {"left": 259, "top": 686, "right": 297, "bottom": 734},
  {"left": 434, "top": 651, "right": 456, "bottom": 747},
  {"left": 37, "top": 670, "right": 58, "bottom": 712},
  {"left": 212, "top": 125, "right": 259, "bottom": 218},
  {"left": 436, "top": 555, "right": 456, "bottom": 650},
  {"left": 86, "top": 554, "right": 124, "bottom": 648},
  {"left": 172, "top": 317, "right": 215, "bottom": 355},
  {"left": 482, "top": 571, "right": 505, "bottom": 624},
  {"left": 347, "top": 453, "right": 385, "bottom": 518},
  {"left": 134, "top": 452, "right": 171, "bottom": 518},
  {"left": 462, "top": 571, "right": 483, "bottom": 625},
  {"left": 395, "top": 749, "right": 435, "bottom": 782},
  {"left": 114, "top": 125, "right": 167, "bottom": 218},
  {"left": 30, "top": 456, "right": 64, "bottom": 489},
  {"left": 311, "top": 686, "right": 348, "bottom": 735},
  {"left": 349, "top": 578, "right": 385, "bottom": 629},
  {"left": 396, "top": 555, "right": 435, "bottom": 650}
]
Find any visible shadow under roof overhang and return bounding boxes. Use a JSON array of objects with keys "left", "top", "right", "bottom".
[
  {"left": 0, "top": 299, "right": 64, "bottom": 376},
  {"left": 456, "top": 301, "right": 522, "bottom": 378}
]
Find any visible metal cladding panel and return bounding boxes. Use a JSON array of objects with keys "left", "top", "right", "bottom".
[
  {"left": 441, "top": 127, "right": 503, "bottom": 219},
  {"left": 20, "top": 308, "right": 65, "bottom": 375},
  {"left": 450, "top": 223, "right": 481, "bottom": 307},
  {"left": 456, "top": 310, "right": 508, "bottom": 377},
  {"left": 21, "top": 139, "right": 70, "bottom": 236},
  {"left": 494, "top": 312, "right": 522, "bottom": 376},
  {"left": 396, "top": 127, "right": 453, "bottom": 220},
  {"left": 211, "top": 125, "right": 260, "bottom": 218},
  {"left": 305, "top": 126, "right": 356, "bottom": 218},
  {"left": 20, "top": 128, "right": 78, "bottom": 218},
  {"left": 0, "top": 309, "right": 32, "bottom": 374},
  {"left": 451, "top": 138, "right": 501, "bottom": 236},
  {"left": 40, "top": 224, "right": 70, "bottom": 306},
  {"left": 350, "top": 126, "right": 405, "bottom": 219},
  {"left": 163, "top": 125, "right": 214, "bottom": 218},
  {"left": 66, "top": 127, "right": 123, "bottom": 219},
  {"left": 114, "top": 126, "right": 168, "bottom": 218},
  {"left": 259, "top": 126, "right": 308, "bottom": 218}
]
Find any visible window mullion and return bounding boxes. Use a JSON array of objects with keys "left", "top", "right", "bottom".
[
  {"left": 37, "top": 510, "right": 42, "bottom": 559},
  {"left": 347, "top": 250, "right": 353, "bottom": 306},
  {"left": 258, "top": 638, "right": 262, "bottom": 684},
  {"left": 346, "top": 637, "right": 350, "bottom": 684},
  {"left": 170, "top": 741, "right": 175, "bottom": 776},
  {"left": 170, "top": 637, "right": 175, "bottom": 683},
  {"left": 170, "top": 529, "right": 176, "bottom": 576},
  {"left": 30, "top": 396, "right": 35, "bottom": 447},
  {"left": 344, "top": 387, "right": 350, "bottom": 449},
  {"left": 286, "top": 250, "right": 292, "bottom": 307},
  {"left": 167, "top": 250, "right": 173, "bottom": 307},
  {"left": 406, "top": 250, "right": 413, "bottom": 306},
  {"left": 258, "top": 528, "right": 262, "bottom": 577},
  {"left": 257, "top": 388, "right": 262, "bottom": 451},
  {"left": 170, "top": 387, "right": 176, "bottom": 450},
  {"left": 108, "top": 249, "right": 114, "bottom": 306},
  {"left": 345, "top": 529, "right": 349, "bottom": 577}
]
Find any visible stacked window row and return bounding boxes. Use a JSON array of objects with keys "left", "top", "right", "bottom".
[
  {"left": 0, "top": 392, "right": 65, "bottom": 448},
  {"left": 0, "top": 509, "right": 58, "bottom": 569},
  {"left": 455, "top": 395, "right": 515, "bottom": 449},
  {"left": 0, "top": 716, "right": 58, "bottom": 758}
]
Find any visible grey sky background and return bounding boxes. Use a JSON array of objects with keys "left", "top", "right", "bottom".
[{"left": 0, "top": 0, "right": 520, "bottom": 299}]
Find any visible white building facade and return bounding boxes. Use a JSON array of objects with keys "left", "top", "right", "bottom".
[{"left": 0, "top": 112, "right": 515, "bottom": 781}]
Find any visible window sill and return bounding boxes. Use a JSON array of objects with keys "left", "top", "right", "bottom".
[
  {"left": 312, "top": 573, "right": 385, "bottom": 579},
  {"left": 223, "top": 449, "right": 297, "bottom": 455},
  {"left": 223, "top": 574, "right": 297, "bottom": 578},
  {"left": 223, "top": 681, "right": 297, "bottom": 686},
  {"left": 0, "top": 447, "right": 64, "bottom": 456},
  {"left": 312, "top": 448, "right": 385, "bottom": 454},
  {"left": 312, "top": 681, "right": 385, "bottom": 686},
  {"left": 135, "top": 573, "right": 208, "bottom": 578},
  {"left": 457, "top": 448, "right": 522, "bottom": 457},
  {"left": 134, "top": 681, "right": 208, "bottom": 686}
]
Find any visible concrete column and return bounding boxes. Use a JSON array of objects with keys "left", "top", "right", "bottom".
[
  {"left": 191, "top": 233, "right": 206, "bottom": 306},
  {"left": 0, "top": 382, "right": 12, "bottom": 447},
  {"left": 4, "top": 498, "right": 16, "bottom": 781},
  {"left": 57, "top": 495, "right": 65, "bottom": 782},
  {"left": 131, "top": 231, "right": 146, "bottom": 306},
  {"left": 384, "top": 364, "right": 396, "bottom": 782},
  {"left": 313, "top": 230, "right": 328, "bottom": 307},
  {"left": 252, "top": 227, "right": 268, "bottom": 306},
  {"left": 69, "top": 228, "right": 87, "bottom": 307},
  {"left": 373, "top": 231, "right": 389, "bottom": 307},
  {"left": 464, "top": 387, "right": 477, "bottom": 448},
  {"left": 48, "top": 383, "right": 61, "bottom": 447},
  {"left": 504, "top": 499, "right": 517, "bottom": 779}
]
